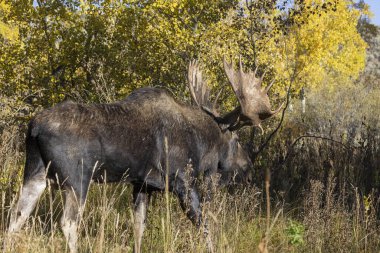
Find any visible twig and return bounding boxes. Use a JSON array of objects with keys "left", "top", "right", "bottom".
[
  {"left": 252, "top": 84, "right": 291, "bottom": 161},
  {"left": 281, "top": 134, "right": 360, "bottom": 166}
]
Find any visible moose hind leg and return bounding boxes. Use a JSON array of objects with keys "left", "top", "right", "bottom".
[
  {"left": 133, "top": 186, "right": 150, "bottom": 253},
  {"left": 61, "top": 187, "right": 85, "bottom": 253},
  {"left": 8, "top": 170, "right": 46, "bottom": 233}
]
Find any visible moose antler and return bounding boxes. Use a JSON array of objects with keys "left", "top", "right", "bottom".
[
  {"left": 222, "top": 56, "right": 284, "bottom": 130},
  {"left": 187, "top": 60, "right": 222, "bottom": 116}
]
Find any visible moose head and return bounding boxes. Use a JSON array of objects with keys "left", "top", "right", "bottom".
[{"left": 187, "top": 58, "right": 284, "bottom": 185}]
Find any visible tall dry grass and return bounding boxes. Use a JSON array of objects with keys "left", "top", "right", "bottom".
[{"left": 1, "top": 153, "right": 379, "bottom": 252}]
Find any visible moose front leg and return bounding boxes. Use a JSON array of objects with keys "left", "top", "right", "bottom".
[
  {"left": 132, "top": 185, "right": 150, "bottom": 253},
  {"left": 174, "top": 180, "right": 202, "bottom": 226},
  {"left": 174, "top": 179, "right": 214, "bottom": 252}
]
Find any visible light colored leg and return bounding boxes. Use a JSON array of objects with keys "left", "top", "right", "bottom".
[
  {"left": 133, "top": 188, "right": 149, "bottom": 253},
  {"left": 8, "top": 172, "right": 46, "bottom": 233},
  {"left": 61, "top": 188, "right": 83, "bottom": 253}
]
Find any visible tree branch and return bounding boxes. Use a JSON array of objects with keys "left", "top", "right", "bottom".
[
  {"left": 251, "top": 82, "right": 292, "bottom": 161},
  {"left": 281, "top": 134, "right": 360, "bottom": 166}
]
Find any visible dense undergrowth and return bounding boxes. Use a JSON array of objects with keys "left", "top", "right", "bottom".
[{"left": 0, "top": 175, "right": 379, "bottom": 252}]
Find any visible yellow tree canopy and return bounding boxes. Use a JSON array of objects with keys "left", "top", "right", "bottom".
[
  {"left": 0, "top": 2, "right": 18, "bottom": 42},
  {"left": 277, "top": 0, "right": 367, "bottom": 92},
  {"left": 0, "top": 0, "right": 367, "bottom": 109}
]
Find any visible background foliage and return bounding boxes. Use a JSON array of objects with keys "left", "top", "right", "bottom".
[{"left": 0, "top": 0, "right": 368, "bottom": 107}]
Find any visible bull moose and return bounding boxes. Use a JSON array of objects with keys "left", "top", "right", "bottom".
[{"left": 8, "top": 58, "right": 283, "bottom": 253}]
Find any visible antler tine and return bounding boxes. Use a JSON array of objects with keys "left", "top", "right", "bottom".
[
  {"left": 253, "top": 65, "right": 259, "bottom": 76},
  {"left": 212, "top": 87, "right": 224, "bottom": 112},
  {"left": 223, "top": 56, "right": 241, "bottom": 98},
  {"left": 195, "top": 61, "right": 205, "bottom": 105},
  {"left": 238, "top": 56, "right": 244, "bottom": 96},
  {"left": 271, "top": 101, "right": 285, "bottom": 115},
  {"left": 198, "top": 68, "right": 207, "bottom": 104},
  {"left": 261, "top": 69, "right": 267, "bottom": 81},
  {"left": 188, "top": 60, "right": 200, "bottom": 107},
  {"left": 264, "top": 79, "right": 275, "bottom": 94}
]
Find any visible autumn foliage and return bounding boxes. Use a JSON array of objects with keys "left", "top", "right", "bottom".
[{"left": 0, "top": 1, "right": 379, "bottom": 252}]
